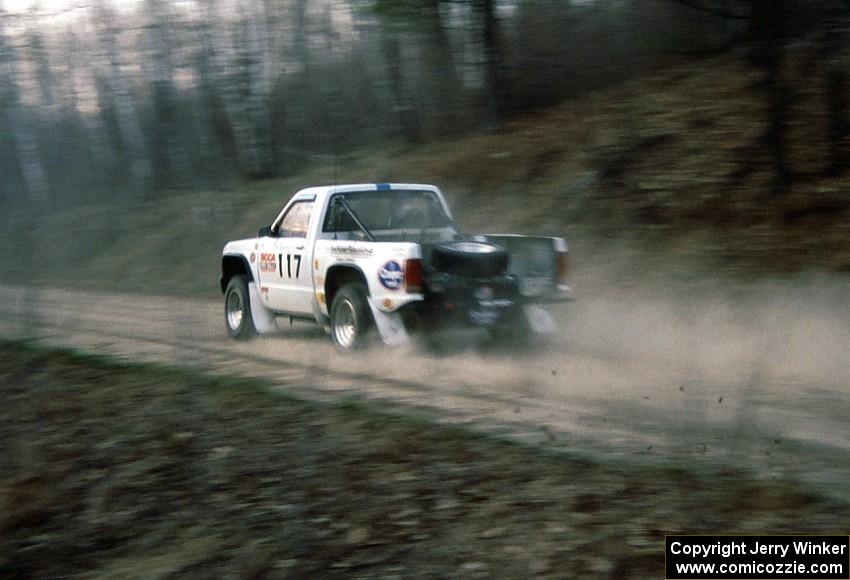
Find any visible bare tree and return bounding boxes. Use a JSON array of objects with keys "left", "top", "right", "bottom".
[
  {"left": 669, "top": 0, "right": 850, "bottom": 193},
  {"left": 749, "top": 0, "right": 792, "bottom": 195},
  {"left": 216, "top": 0, "right": 275, "bottom": 178},
  {"left": 4, "top": 0, "right": 845, "bottom": 205},
  {"left": 374, "top": 1, "right": 422, "bottom": 143},
  {"left": 415, "top": 0, "right": 464, "bottom": 136},
  {"left": 821, "top": 4, "right": 850, "bottom": 176},
  {"left": 0, "top": 11, "right": 49, "bottom": 203},
  {"left": 145, "top": 0, "right": 191, "bottom": 189},
  {"left": 474, "top": 0, "right": 511, "bottom": 124},
  {"left": 91, "top": 0, "right": 153, "bottom": 199},
  {"left": 192, "top": 0, "right": 238, "bottom": 179}
]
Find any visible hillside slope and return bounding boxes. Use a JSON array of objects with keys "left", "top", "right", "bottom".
[{"left": 3, "top": 42, "right": 849, "bottom": 296}]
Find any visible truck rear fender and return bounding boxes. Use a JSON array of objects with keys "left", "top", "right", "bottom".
[
  {"left": 324, "top": 264, "right": 411, "bottom": 346},
  {"left": 325, "top": 265, "right": 369, "bottom": 309}
]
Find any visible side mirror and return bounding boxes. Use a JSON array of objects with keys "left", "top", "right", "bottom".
[{"left": 258, "top": 225, "right": 272, "bottom": 237}]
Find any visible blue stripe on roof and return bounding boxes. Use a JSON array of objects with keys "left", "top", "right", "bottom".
[{"left": 375, "top": 183, "right": 392, "bottom": 191}]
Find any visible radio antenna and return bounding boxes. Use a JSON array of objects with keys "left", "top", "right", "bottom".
[{"left": 332, "top": 137, "right": 339, "bottom": 190}]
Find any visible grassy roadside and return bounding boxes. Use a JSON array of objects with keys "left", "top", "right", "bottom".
[{"left": 1, "top": 340, "right": 847, "bottom": 579}]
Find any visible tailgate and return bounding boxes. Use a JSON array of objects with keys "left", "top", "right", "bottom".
[{"left": 480, "top": 234, "right": 571, "bottom": 301}]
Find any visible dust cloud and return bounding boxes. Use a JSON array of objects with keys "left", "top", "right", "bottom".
[
  {"left": 277, "top": 270, "right": 850, "bottom": 406},
  {"left": 286, "top": 265, "right": 850, "bottom": 496},
  {"left": 558, "top": 274, "right": 850, "bottom": 391},
  {"left": 245, "top": 264, "right": 850, "bottom": 478}
]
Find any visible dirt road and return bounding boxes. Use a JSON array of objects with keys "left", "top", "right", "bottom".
[{"left": 2, "top": 282, "right": 848, "bottom": 500}]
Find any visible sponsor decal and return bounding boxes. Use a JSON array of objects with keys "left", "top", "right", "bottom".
[
  {"left": 330, "top": 245, "right": 374, "bottom": 257},
  {"left": 249, "top": 252, "right": 256, "bottom": 263},
  {"left": 378, "top": 260, "right": 404, "bottom": 291},
  {"left": 259, "top": 252, "right": 277, "bottom": 273}
]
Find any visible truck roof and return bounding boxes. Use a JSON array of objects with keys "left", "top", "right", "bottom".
[{"left": 292, "top": 183, "right": 440, "bottom": 200}]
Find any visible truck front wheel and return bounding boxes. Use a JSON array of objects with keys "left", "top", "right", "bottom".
[
  {"left": 330, "top": 283, "right": 373, "bottom": 352},
  {"left": 224, "top": 275, "right": 257, "bottom": 340}
]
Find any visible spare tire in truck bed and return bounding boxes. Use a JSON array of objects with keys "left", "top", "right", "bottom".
[{"left": 429, "top": 241, "right": 509, "bottom": 278}]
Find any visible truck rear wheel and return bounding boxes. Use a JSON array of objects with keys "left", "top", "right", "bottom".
[
  {"left": 330, "top": 283, "right": 373, "bottom": 352},
  {"left": 224, "top": 275, "right": 257, "bottom": 340}
]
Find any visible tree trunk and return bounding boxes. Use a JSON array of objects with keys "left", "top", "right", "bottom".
[
  {"left": 217, "top": 0, "right": 274, "bottom": 178},
  {"left": 195, "top": 0, "right": 238, "bottom": 179},
  {"left": 92, "top": 2, "right": 153, "bottom": 200},
  {"left": 749, "top": 0, "right": 792, "bottom": 196},
  {"left": 823, "top": 8, "right": 850, "bottom": 176},
  {"left": 421, "top": 0, "right": 463, "bottom": 136},
  {"left": 146, "top": 0, "right": 190, "bottom": 190},
  {"left": 0, "top": 21, "right": 49, "bottom": 203},
  {"left": 380, "top": 27, "right": 421, "bottom": 144},
  {"left": 475, "top": 0, "right": 511, "bottom": 124}
]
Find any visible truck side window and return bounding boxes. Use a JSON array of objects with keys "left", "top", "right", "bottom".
[{"left": 277, "top": 201, "right": 314, "bottom": 238}]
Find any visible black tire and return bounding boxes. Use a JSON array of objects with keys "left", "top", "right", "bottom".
[
  {"left": 430, "top": 241, "right": 508, "bottom": 278},
  {"left": 330, "top": 283, "right": 373, "bottom": 352},
  {"left": 224, "top": 275, "right": 257, "bottom": 340}
]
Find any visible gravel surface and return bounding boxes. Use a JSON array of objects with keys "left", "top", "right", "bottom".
[{"left": 2, "top": 283, "right": 850, "bottom": 502}]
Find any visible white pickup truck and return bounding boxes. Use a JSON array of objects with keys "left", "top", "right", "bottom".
[{"left": 221, "top": 183, "right": 571, "bottom": 352}]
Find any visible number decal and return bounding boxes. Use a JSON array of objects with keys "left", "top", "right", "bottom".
[
  {"left": 280, "top": 252, "right": 303, "bottom": 279},
  {"left": 293, "top": 254, "right": 302, "bottom": 278}
]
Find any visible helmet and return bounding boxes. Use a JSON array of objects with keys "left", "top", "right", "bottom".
[{"left": 390, "top": 195, "right": 427, "bottom": 228}]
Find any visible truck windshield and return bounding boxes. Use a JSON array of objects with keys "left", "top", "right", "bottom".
[{"left": 323, "top": 190, "right": 453, "bottom": 235}]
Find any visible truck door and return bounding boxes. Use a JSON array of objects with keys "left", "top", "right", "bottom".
[{"left": 259, "top": 199, "right": 315, "bottom": 315}]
